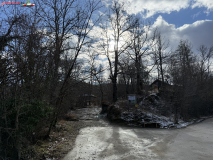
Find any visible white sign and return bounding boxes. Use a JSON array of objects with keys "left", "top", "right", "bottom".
[{"left": 128, "top": 96, "right": 136, "bottom": 101}]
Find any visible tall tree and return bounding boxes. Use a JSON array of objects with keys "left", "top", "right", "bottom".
[
  {"left": 0, "top": 16, "right": 22, "bottom": 51},
  {"left": 127, "top": 18, "right": 156, "bottom": 95},
  {"left": 197, "top": 45, "right": 213, "bottom": 82},
  {"left": 152, "top": 33, "right": 170, "bottom": 88},
  {"left": 37, "top": 0, "right": 102, "bottom": 136},
  {"left": 100, "top": 1, "right": 136, "bottom": 102},
  {"left": 168, "top": 40, "right": 197, "bottom": 120},
  {"left": 0, "top": 11, "right": 50, "bottom": 159}
]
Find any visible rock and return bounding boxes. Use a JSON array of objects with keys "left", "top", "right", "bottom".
[
  {"left": 100, "top": 101, "right": 110, "bottom": 114},
  {"left": 64, "top": 113, "right": 79, "bottom": 121},
  {"left": 107, "top": 105, "right": 124, "bottom": 122}
]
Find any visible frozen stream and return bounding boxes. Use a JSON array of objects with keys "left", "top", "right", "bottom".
[{"left": 64, "top": 108, "right": 213, "bottom": 160}]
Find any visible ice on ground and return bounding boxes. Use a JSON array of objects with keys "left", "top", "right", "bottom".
[
  {"left": 119, "top": 109, "right": 211, "bottom": 129},
  {"left": 63, "top": 127, "right": 158, "bottom": 160}
]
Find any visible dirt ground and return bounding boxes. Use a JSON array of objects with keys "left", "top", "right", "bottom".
[
  {"left": 33, "top": 107, "right": 213, "bottom": 160},
  {"left": 32, "top": 107, "right": 106, "bottom": 160}
]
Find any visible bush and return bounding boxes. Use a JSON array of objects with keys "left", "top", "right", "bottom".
[
  {"left": 19, "top": 100, "right": 52, "bottom": 135},
  {"left": 0, "top": 99, "right": 52, "bottom": 159}
]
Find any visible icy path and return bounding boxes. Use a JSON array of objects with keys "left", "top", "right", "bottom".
[{"left": 63, "top": 118, "right": 213, "bottom": 160}]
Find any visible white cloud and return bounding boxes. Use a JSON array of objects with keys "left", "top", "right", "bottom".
[
  {"left": 192, "top": 0, "right": 213, "bottom": 14},
  {"left": 151, "top": 15, "right": 213, "bottom": 51},
  {"left": 106, "top": 0, "right": 213, "bottom": 18},
  {"left": 117, "top": 0, "right": 190, "bottom": 18},
  {"left": 192, "top": 11, "right": 201, "bottom": 19},
  {"left": 73, "top": 14, "right": 213, "bottom": 79}
]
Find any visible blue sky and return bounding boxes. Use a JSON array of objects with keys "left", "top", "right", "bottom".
[
  {"left": 75, "top": 0, "right": 212, "bottom": 62},
  {"left": 1, "top": 0, "right": 213, "bottom": 78},
  {"left": 1, "top": 0, "right": 213, "bottom": 50},
  {"left": 113, "top": 0, "right": 213, "bottom": 49},
  {"left": 94, "top": 0, "right": 213, "bottom": 78},
  {"left": 150, "top": 6, "right": 213, "bottom": 28}
]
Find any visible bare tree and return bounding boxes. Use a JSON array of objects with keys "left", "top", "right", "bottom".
[
  {"left": 127, "top": 19, "right": 157, "bottom": 95},
  {"left": 100, "top": 1, "right": 136, "bottom": 102},
  {"left": 118, "top": 56, "right": 131, "bottom": 97},
  {"left": 168, "top": 40, "right": 197, "bottom": 121},
  {"left": 152, "top": 33, "right": 170, "bottom": 89},
  {"left": 37, "top": 0, "right": 103, "bottom": 136},
  {"left": 86, "top": 49, "right": 106, "bottom": 102},
  {"left": 197, "top": 45, "right": 213, "bottom": 82},
  {"left": 0, "top": 10, "right": 50, "bottom": 158},
  {"left": 0, "top": 16, "right": 22, "bottom": 51}
]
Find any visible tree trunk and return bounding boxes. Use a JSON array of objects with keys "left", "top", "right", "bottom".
[
  {"left": 112, "top": 50, "right": 118, "bottom": 102},
  {"left": 135, "top": 56, "right": 141, "bottom": 95},
  {"left": 159, "top": 50, "right": 164, "bottom": 85},
  {"left": 100, "top": 84, "right": 103, "bottom": 102},
  {"left": 112, "top": 77, "right": 117, "bottom": 102}
]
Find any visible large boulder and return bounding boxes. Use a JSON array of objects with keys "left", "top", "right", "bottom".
[{"left": 107, "top": 105, "right": 124, "bottom": 122}]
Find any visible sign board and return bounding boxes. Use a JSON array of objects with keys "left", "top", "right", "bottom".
[
  {"left": 128, "top": 95, "right": 136, "bottom": 105},
  {"left": 128, "top": 96, "right": 136, "bottom": 101}
]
